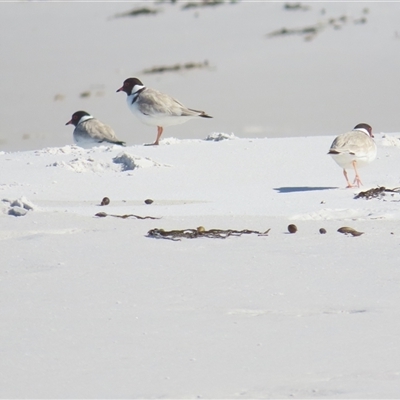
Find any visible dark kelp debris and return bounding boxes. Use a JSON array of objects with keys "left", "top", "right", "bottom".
[
  {"left": 354, "top": 186, "right": 400, "bottom": 200},
  {"left": 181, "top": 0, "right": 230, "bottom": 10},
  {"left": 267, "top": 12, "right": 368, "bottom": 41},
  {"left": 113, "top": 7, "right": 160, "bottom": 18},
  {"left": 267, "top": 24, "right": 323, "bottom": 40},
  {"left": 283, "top": 3, "right": 310, "bottom": 11},
  {"left": 142, "top": 61, "right": 210, "bottom": 75},
  {"left": 147, "top": 226, "right": 271, "bottom": 241},
  {"left": 95, "top": 212, "right": 160, "bottom": 220}
]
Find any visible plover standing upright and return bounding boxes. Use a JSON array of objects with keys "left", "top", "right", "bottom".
[
  {"left": 328, "top": 123, "right": 377, "bottom": 188},
  {"left": 116, "top": 77, "right": 212, "bottom": 145}
]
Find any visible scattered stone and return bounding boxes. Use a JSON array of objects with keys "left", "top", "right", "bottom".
[
  {"left": 11, "top": 197, "right": 35, "bottom": 210},
  {"left": 101, "top": 197, "right": 110, "bottom": 206},
  {"left": 319, "top": 228, "right": 327, "bottom": 234},
  {"left": 3, "top": 196, "right": 36, "bottom": 212},
  {"left": 288, "top": 224, "right": 297, "bottom": 234},
  {"left": 113, "top": 153, "right": 166, "bottom": 171},
  {"left": 80, "top": 91, "right": 91, "bottom": 98},
  {"left": 337, "top": 227, "right": 364, "bottom": 237},
  {"left": 144, "top": 199, "right": 154, "bottom": 205},
  {"left": 8, "top": 206, "right": 28, "bottom": 217}
]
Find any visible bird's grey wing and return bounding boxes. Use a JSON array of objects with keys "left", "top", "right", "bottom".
[
  {"left": 83, "top": 119, "right": 120, "bottom": 142},
  {"left": 329, "top": 132, "right": 352, "bottom": 153},
  {"left": 138, "top": 89, "right": 202, "bottom": 117},
  {"left": 329, "top": 131, "right": 374, "bottom": 156}
]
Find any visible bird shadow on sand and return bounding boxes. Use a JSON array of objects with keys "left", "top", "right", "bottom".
[{"left": 274, "top": 186, "right": 338, "bottom": 193}]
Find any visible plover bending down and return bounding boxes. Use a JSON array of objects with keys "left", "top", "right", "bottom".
[{"left": 66, "top": 111, "right": 125, "bottom": 148}]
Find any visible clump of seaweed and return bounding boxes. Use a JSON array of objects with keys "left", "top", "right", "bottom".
[
  {"left": 354, "top": 186, "right": 400, "bottom": 200},
  {"left": 95, "top": 212, "right": 159, "bottom": 220},
  {"left": 182, "top": 0, "right": 228, "bottom": 10},
  {"left": 283, "top": 3, "right": 310, "bottom": 11},
  {"left": 267, "top": 11, "right": 369, "bottom": 41},
  {"left": 147, "top": 226, "right": 271, "bottom": 241},
  {"left": 142, "top": 60, "right": 210, "bottom": 75},
  {"left": 113, "top": 7, "right": 160, "bottom": 19},
  {"left": 267, "top": 24, "right": 323, "bottom": 41}
]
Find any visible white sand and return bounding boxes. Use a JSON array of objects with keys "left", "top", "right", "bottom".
[{"left": 1, "top": 132, "right": 400, "bottom": 398}]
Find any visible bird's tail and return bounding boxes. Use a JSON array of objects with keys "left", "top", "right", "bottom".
[
  {"left": 188, "top": 108, "right": 213, "bottom": 118},
  {"left": 102, "top": 140, "right": 126, "bottom": 146}
]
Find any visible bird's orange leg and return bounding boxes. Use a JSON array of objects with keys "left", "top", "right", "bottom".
[
  {"left": 343, "top": 169, "right": 354, "bottom": 188},
  {"left": 154, "top": 126, "right": 163, "bottom": 145},
  {"left": 144, "top": 126, "right": 163, "bottom": 146},
  {"left": 351, "top": 160, "right": 363, "bottom": 187}
]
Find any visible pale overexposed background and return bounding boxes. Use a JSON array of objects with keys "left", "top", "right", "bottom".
[{"left": 1, "top": 1, "right": 400, "bottom": 151}]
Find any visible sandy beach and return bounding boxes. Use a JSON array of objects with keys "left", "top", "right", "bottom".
[
  {"left": 2, "top": 1, "right": 400, "bottom": 398},
  {"left": 2, "top": 131, "right": 400, "bottom": 397}
]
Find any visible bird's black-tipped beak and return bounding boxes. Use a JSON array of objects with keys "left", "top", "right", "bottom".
[
  {"left": 116, "top": 86, "right": 123, "bottom": 93},
  {"left": 65, "top": 119, "right": 72, "bottom": 126}
]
